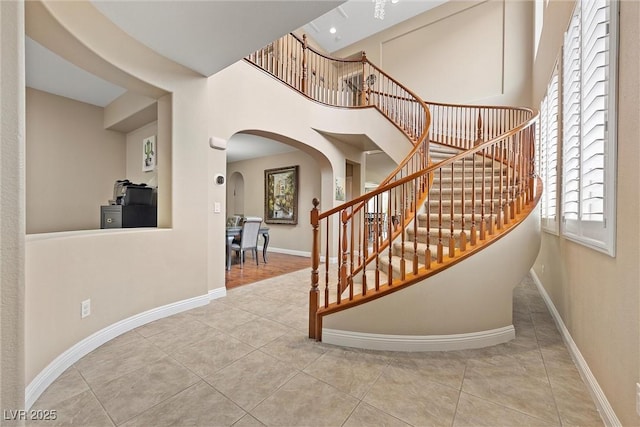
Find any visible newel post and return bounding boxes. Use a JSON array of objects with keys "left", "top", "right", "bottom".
[
  {"left": 302, "top": 34, "right": 308, "bottom": 96},
  {"left": 309, "top": 198, "right": 320, "bottom": 340}
]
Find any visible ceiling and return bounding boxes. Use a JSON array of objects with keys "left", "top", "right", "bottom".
[
  {"left": 302, "top": 0, "right": 447, "bottom": 53},
  {"left": 25, "top": 0, "right": 444, "bottom": 164}
]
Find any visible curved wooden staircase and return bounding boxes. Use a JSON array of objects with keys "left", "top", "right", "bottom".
[{"left": 246, "top": 33, "right": 540, "bottom": 348}]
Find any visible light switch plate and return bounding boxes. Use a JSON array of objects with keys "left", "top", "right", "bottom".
[{"left": 81, "top": 299, "right": 91, "bottom": 318}]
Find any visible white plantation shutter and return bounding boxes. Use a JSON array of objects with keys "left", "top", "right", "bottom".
[
  {"left": 539, "top": 64, "right": 559, "bottom": 234},
  {"left": 561, "top": 0, "right": 617, "bottom": 256}
]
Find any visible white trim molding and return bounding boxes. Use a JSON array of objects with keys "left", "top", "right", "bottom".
[
  {"left": 322, "top": 326, "right": 515, "bottom": 352},
  {"left": 530, "top": 269, "right": 620, "bottom": 427},
  {"left": 208, "top": 287, "right": 227, "bottom": 300},
  {"left": 265, "top": 246, "right": 310, "bottom": 258},
  {"left": 25, "top": 293, "right": 209, "bottom": 410}
]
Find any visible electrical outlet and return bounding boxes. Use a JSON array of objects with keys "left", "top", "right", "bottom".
[
  {"left": 636, "top": 383, "right": 640, "bottom": 416},
  {"left": 81, "top": 299, "right": 91, "bottom": 319}
]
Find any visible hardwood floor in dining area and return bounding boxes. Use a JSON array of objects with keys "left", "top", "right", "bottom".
[{"left": 225, "top": 252, "right": 311, "bottom": 289}]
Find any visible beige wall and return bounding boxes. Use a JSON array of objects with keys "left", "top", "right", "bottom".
[
  {"left": 333, "top": 0, "right": 533, "bottom": 107},
  {"left": 1, "top": 0, "right": 26, "bottom": 414},
  {"left": 25, "top": 1, "right": 210, "bottom": 389},
  {"left": 531, "top": 0, "right": 640, "bottom": 424},
  {"left": 227, "top": 149, "right": 321, "bottom": 255},
  {"left": 25, "top": 88, "right": 126, "bottom": 234}
]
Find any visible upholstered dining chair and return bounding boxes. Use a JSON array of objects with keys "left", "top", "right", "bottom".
[
  {"left": 226, "top": 215, "right": 242, "bottom": 227},
  {"left": 231, "top": 217, "right": 262, "bottom": 268}
]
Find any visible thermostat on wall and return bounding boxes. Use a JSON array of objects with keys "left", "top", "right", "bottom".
[{"left": 214, "top": 174, "right": 225, "bottom": 185}]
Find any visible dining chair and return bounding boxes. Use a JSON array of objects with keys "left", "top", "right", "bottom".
[
  {"left": 226, "top": 215, "right": 242, "bottom": 227},
  {"left": 231, "top": 217, "right": 262, "bottom": 268}
]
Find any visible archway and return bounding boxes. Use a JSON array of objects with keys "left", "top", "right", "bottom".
[{"left": 227, "top": 171, "right": 245, "bottom": 217}]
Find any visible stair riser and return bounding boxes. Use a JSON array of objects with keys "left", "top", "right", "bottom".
[
  {"left": 420, "top": 217, "right": 497, "bottom": 229},
  {"left": 406, "top": 226, "right": 491, "bottom": 245},
  {"left": 434, "top": 177, "right": 510, "bottom": 186}
]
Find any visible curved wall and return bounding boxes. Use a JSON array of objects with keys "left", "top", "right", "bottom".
[
  {"left": 24, "top": 2, "right": 211, "bottom": 394},
  {"left": 323, "top": 207, "right": 541, "bottom": 346}
]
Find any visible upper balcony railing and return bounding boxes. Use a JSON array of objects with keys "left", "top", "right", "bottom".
[{"left": 247, "top": 33, "right": 431, "bottom": 178}]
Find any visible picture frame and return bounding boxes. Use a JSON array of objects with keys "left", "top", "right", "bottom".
[
  {"left": 264, "top": 165, "right": 298, "bottom": 224},
  {"left": 335, "top": 177, "right": 345, "bottom": 201},
  {"left": 142, "top": 135, "right": 156, "bottom": 172}
]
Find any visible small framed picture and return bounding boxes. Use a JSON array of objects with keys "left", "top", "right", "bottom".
[
  {"left": 335, "top": 177, "right": 345, "bottom": 201},
  {"left": 142, "top": 135, "right": 156, "bottom": 172}
]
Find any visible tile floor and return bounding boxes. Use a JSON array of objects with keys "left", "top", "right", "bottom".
[{"left": 29, "top": 271, "right": 603, "bottom": 426}]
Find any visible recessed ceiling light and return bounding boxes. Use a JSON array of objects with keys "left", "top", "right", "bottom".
[
  {"left": 391, "top": 0, "right": 399, "bottom": 3},
  {"left": 329, "top": 27, "right": 337, "bottom": 34}
]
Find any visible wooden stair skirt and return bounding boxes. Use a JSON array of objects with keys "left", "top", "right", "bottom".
[{"left": 321, "top": 208, "right": 541, "bottom": 352}]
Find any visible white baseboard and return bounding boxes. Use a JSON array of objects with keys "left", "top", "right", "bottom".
[
  {"left": 208, "top": 287, "right": 227, "bottom": 300},
  {"left": 530, "top": 269, "right": 620, "bottom": 427},
  {"left": 265, "top": 247, "right": 338, "bottom": 264},
  {"left": 25, "top": 293, "right": 209, "bottom": 410},
  {"left": 265, "top": 246, "right": 310, "bottom": 258},
  {"left": 322, "top": 325, "right": 515, "bottom": 352}
]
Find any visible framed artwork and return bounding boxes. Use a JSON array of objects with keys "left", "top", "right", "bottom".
[
  {"left": 264, "top": 165, "right": 298, "bottom": 224},
  {"left": 335, "top": 177, "right": 345, "bottom": 201},
  {"left": 142, "top": 135, "right": 156, "bottom": 172}
]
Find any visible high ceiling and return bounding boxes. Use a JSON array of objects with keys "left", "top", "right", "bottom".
[
  {"left": 25, "top": 0, "right": 444, "bottom": 164},
  {"left": 303, "top": 0, "right": 446, "bottom": 53}
]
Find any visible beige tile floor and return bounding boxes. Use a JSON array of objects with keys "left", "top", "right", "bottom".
[{"left": 29, "top": 271, "right": 603, "bottom": 427}]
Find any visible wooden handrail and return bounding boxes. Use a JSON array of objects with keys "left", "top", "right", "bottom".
[{"left": 245, "top": 33, "right": 538, "bottom": 341}]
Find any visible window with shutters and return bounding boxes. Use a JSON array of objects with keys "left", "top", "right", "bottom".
[
  {"left": 537, "top": 61, "right": 560, "bottom": 234},
  {"left": 561, "top": 0, "right": 617, "bottom": 256}
]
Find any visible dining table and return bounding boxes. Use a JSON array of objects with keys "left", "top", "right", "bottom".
[{"left": 225, "top": 226, "right": 270, "bottom": 270}]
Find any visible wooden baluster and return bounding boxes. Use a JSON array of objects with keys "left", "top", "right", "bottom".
[
  {"left": 413, "top": 178, "right": 419, "bottom": 275},
  {"left": 515, "top": 134, "right": 523, "bottom": 215},
  {"left": 400, "top": 182, "right": 406, "bottom": 281},
  {"left": 470, "top": 150, "right": 477, "bottom": 246},
  {"left": 529, "top": 126, "right": 536, "bottom": 202},
  {"left": 455, "top": 106, "right": 459, "bottom": 147},
  {"left": 375, "top": 193, "right": 381, "bottom": 291},
  {"left": 449, "top": 162, "right": 455, "bottom": 258},
  {"left": 302, "top": 35, "right": 308, "bottom": 95},
  {"left": 510, "top": 137, "right": 517, "bottom": 220},
  {"left": 437, "top": 169, "right": 444, "bottom": 263},
  {"left": 361, "top": 52, "right": 367, "bottom": 106},
  {"left": 324, "top": 221, "right": 329, "bottom": 309},
  {"left": 480, "top": 147, "right": 487, "bottom": 241},
  {"left": 504, "top": 140, "right": 511, "bottom": 225},
  {"left": 497, "top": 140, "right": 505, "bottom": 230},
  {"left": 337, "top": 211, "right": 344, "bottom": 304},
  {"left": 387, "top": 189, "right": 393, "bottom": 285},
  {"left": 362, "top": 211, "right": 368, "bottom": 297},
  {"left": 489, "top": 143, "right": 496, "bottom": 235},
  {"left": 309, "top": 199, "right": 320, "bottom": 339},
  {"left": 459, "top": 157, "right": 467, "bottom": 252},
  {"left": 349, "top": 207, "right": 354, "bottom": 301},
  {"left": 476, "top": 111, "right": 483, "bottom": 145},
  {"left": 425, "top": 179, "right": 432, "bottom": 270}
]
